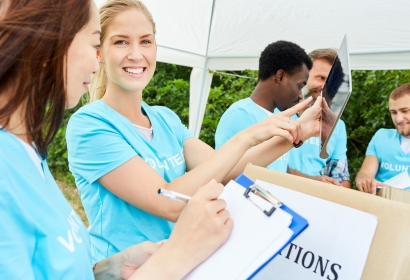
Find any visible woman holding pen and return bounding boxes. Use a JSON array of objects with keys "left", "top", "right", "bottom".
[
  {"left": 0, "top": 0, "right": 232, "bottom": 278},
  {"left": 66, "top": 0, "right": 323, "bottom": 263}
]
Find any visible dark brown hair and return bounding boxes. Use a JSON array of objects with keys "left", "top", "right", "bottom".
[
  {"left": 390, "top": 83, "right": 410, "bottom": 100},
  {"left": 0, "top": 0, "right": 91, "bottom": 158}
]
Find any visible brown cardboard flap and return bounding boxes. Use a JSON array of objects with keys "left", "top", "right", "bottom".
[
  {"left": 377, "top": 186, "right": 410, "bottom": 205},
  {"left": 243, "top": 164, "right": 410, "bottom": 280}
]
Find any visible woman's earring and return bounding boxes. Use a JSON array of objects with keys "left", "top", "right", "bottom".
[{"left": 99, "top": 60, "right": 104, "bottom": 65}]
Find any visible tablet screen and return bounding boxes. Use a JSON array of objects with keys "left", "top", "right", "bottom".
[{"left": 320, "top": 35, "right": 352, "bottom": 159}]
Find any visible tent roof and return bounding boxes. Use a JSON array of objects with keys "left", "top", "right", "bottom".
[
  {"left": 95, "top": 0, "right": 410, "bottom": 70},
  {"left": 143, "top": 0, "right": 410, "bottom": 70},
  {"left": 94, "top": 0, "right": 410, "bottom": 136}
]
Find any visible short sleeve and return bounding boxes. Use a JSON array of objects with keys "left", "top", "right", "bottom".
[
  {"left": 365, "top": 130, "right": 380, "bottom": 157},
  {"left": 66, "top": 111, "right": 136, "bottom": 185},
  {"left": 330, "top": 120, "right": 348, "bottom": 160},
  {"left": 215, "top": 107, "right": 257, "bottom": 149}
]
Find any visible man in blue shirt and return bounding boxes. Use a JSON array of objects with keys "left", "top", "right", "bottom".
[
  {"left": 356, "top": 83, "right": 410, "bottom": 194},
  {"left": 288, "top": 49, "right": 351, "bottom": 188},
  {"left": 214, "top": 40, "right": 312, "bottom": 172}
]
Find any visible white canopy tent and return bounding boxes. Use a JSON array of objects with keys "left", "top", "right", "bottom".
[{"left": 95, "top": 0, "right": 410, "bottom": 137}]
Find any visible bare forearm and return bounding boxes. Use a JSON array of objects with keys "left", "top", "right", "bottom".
[
  {"left": 355, "top": 171, "right": 373, "bottom": 183},
  {"left": 93, "top": 254, "right": 121, "bottom": 280},
  {"left": 288, "top": 168, "right": 310, "bottom": 178},
  {"left": 223, "top": 122, "right": 319, "bottom": 184},
  {"left": 355, "top": 156, "right": 380, "bottom": 185},
  {"left": 341, "top": 180, "right": 351, "bottom": 188},
  {"left": 288, "top": 168, "right": 347, "bottom": 187},
  {"left": 129, "top": 241, "right": 199, "bottom": 280},
  {"left": 223, "top": 136, "right": 294, "bottom": 184},
  {"left": 169, "top": 132, "right": 251, "bottom": 195}
]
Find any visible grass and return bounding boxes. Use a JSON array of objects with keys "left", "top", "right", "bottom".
[{"left": 57, "top": 180, "right": 89, "bottom": 227}]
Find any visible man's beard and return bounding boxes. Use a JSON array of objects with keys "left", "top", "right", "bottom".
[
  {"left": 302, "top": 86, "right": 321, "bottom": 100},
  {"left": 396, "top": 125, "right": 410, "bottom": 137}
]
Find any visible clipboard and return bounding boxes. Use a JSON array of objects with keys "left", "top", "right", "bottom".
[
  {"left": 184, "top": 175, "right": 308, "bottom": 280},
  {"left": 234, "top": 173, "right": 309, "bottom": 279}
]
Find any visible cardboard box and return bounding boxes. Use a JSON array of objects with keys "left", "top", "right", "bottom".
[
  {"left": 243, "top": 164, "right": 410, "bottom": 280},
  {"left": 377, "top": 186, "right": 410, "bottom": 205}
]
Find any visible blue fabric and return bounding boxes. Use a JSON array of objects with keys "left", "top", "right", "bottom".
[
  {"left": 215, "top": 98, "right": 289, "bottom": 172},
  {"left": 66, "top": 100, "right": 193, "bottom": 262},
  {"left": 288, "top": 119, "right": 347, "bottom": 176},
  {"left": 366, "top": 128, "right": 410, "bottom": 187},
  {"left": 0, "top": 130, "right": 93, "bottom": 280}
]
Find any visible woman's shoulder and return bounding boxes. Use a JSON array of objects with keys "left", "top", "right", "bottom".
[
  {"left": 68, "top": 100, "right": 124, "bottom": 128},
  {"left": 146, "top": 103, "right": 177, "bottom": 114},
  {"left": 144, "top": 103, "right": 181, "bottom": 121},
  {"left": 144, "top": 104, "right": 191, "bottom": 137},
  {"left": 0, "top": 130, "right": 25, "bottom": 158},
  {"left": 0, "top": 130, "right": 37, "bottom": 185},
  {"left": 66, "top": 100, "right": 121, "bottom": 139},
  {"left": 71, "top": 100, "right": 106, "bottom": 118}
]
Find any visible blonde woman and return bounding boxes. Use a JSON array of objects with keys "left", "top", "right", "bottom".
[{"left": 66, "top": 0, "right": 322, "bottom": 262}]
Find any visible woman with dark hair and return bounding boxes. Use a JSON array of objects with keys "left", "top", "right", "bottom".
[{"left": 0, "top": 0, "right": 233, "bottom": 278}]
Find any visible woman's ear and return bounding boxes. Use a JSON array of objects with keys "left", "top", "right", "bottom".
[{"left": 97, "top": 49, "right": 103, "bottom": 64}]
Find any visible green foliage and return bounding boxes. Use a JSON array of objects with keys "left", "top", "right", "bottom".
[
  {"left": 47, "top": 103, "right": 82, "bottom": 185},
  {"left": 199, "top": 70, "right": 257, "bottom": 147},
  {"left": 143, "top": 63, "right": 191, "bottom": 125}
]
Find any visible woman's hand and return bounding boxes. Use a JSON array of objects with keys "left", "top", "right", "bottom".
[
  {"left": 125, "top": 179, "right": 233, "bottom": 280},
  {"left": 320, "top": 97, "right": 337, "bottom": 142},
  {"left": 119, "top": 241, "right": 165, "bottom": 279},
  {"left": 295, "top": 96, "right": 323, "bottom": 140},
  {"left": 94, "top": 240, "right": 165, "bottom": 279},
  {"left": 167, "top": 179, "right": 233, "bottom": 269},
  {"left": 240, "top": 97, "right": 317, "bottom": 147}
]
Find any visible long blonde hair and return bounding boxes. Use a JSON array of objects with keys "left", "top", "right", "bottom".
[{"left": 88, "top": 0, "right": 156, "bottom": 102}]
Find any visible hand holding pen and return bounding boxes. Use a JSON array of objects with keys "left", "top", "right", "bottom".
[
  {"left": 158, "top": 188, "right": 191, "bottom": 203},
  {"left": 149, "top": 180, "right": 233, "bottom": 279}
]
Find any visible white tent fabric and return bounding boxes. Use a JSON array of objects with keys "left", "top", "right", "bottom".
[{"left": 95, "top": 0, "right": 410, "bottom": 136}]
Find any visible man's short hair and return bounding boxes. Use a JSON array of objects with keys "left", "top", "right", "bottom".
[
  {"left": 308, "top": 48, "right": 337, "bottom": 66},
  {"left": 258, "top": 40, "right": 312, "bottom": 81},
  {"left": 390, "top": 83, "right": 410, "bottom": 100}
]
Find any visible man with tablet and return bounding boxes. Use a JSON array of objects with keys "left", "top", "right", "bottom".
[{"left": 288, "top": 48, "right": 351, "bottom": 188}]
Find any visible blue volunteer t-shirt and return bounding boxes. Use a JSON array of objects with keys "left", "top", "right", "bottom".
[
  {"left": 0, "top": 130, "right": 93, "bottom": 279},
  {"left": 366, "top": 128, "right": 410, "bottom": 186},
  {"left": 66, "top": 100, "right": 193, "bottom": 262},
  {"left": 215, "top": 97, "right": 289, "bottom": 172},
  {"left": 288, "top": 119, "right": 347, "bottom": 176}
]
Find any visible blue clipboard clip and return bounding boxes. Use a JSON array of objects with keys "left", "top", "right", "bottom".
[{"left": 244, "top": 183, "right": 283, "bottom": 217}]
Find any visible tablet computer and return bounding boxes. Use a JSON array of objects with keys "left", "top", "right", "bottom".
[{"left": 320, "top": 35, "right": 352, "bottom": 159}]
